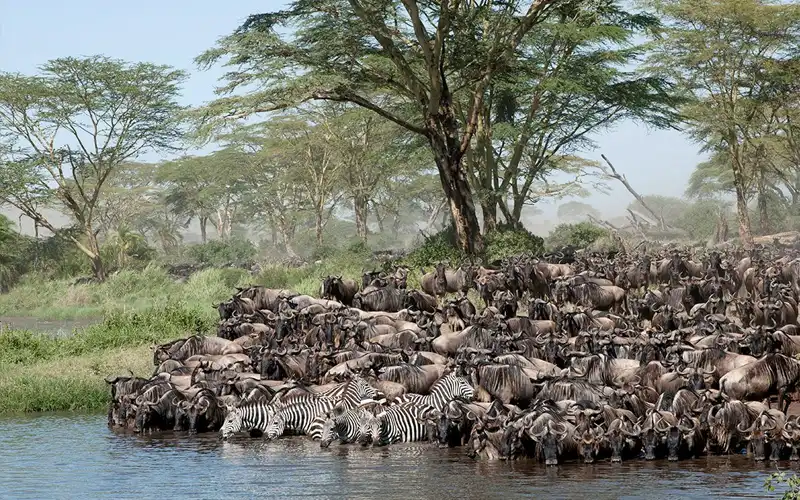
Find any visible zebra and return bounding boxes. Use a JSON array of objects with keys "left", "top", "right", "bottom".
[
  {"left": 271, "top": 376, "right": 376, "bottom": 410},
  {"left": 396, "top": 373, "right": 474, "bottom": 410},
  {"left": 359, "top": 402, "right": 437, "bottom": 446},
  {"left": 220, "top": 402, "right": 276, "bottom": 439},
  {"left": 269, "top": 381, "right": 348, "bottom": 409},
  {"left": 315, "top": 403, "right": 380, "bottom": 447},
  {"left": 265, "top": 399, "right": 337, "bottom": 439}
]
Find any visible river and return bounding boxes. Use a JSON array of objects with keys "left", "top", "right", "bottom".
[{"left": 0, "top": 413, "right": 790, "bottom": 499}]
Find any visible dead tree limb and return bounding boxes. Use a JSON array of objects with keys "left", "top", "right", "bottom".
[
  {"left": 601, "top": 154, "right": 668, "bottom": 230},
  {"left": 626, "top": 209, "right": 650, "bottom": 242},
  {"left": 588, "top": 214, "right": 618, "bottom": 230}
]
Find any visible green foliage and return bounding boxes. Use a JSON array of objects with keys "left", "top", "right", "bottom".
[
  {"left": 0, "top": 56, "right": 188, "bottom": 279},
  {"left": 484, "top": 225, "right": 545, "bottom": 263},
  {"left": 184, "top": 238, "right": 257, "bottom": 266},
  {"left": 675, "top": 200, "right": 731, "bottom": 240},
  {"left": 547, "top": 222, "right": 608, "bottom": 249},
  {"left": 101, "top": 228, "right": 158, "bottom": 272},
  {"left": 403, "top": 226, "right": 465, "bottom": 269},
  {"left": 0, "top": 214, "right": 32, "bottom": 290},
  {"left": 0, "top": 303, "right": 213, "bottom": 366},
  {"left": 765, "top": 472, "right": 800, "bottom": 500},
  {"left": 27, "top": 228, "right": 91, "bottom": 279}
]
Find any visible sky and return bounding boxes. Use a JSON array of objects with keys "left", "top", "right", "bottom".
[{"left": 0, "top": 0, "right": 705, "bottom": 234}]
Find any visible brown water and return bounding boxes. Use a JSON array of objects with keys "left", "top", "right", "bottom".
[{"left": 0, "top": 413, "right": 789, "bottom": 499}]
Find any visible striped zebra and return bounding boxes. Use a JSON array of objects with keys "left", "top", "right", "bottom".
[
  {"left": 396, "top": 373, "right": 474, "bottom": 410},
  {"left": 314, "top": 405, "right": 376, "bottom": 447},
  {"left": 271, "top": 376, "right": 375, "bottom": 410},
  {"left": 220, "top": 402, "right": 277, "bottom": 439},
  {"left": 359, "top": 402, "right": 437, "bottom": 446},
  {"left": 270, "top": 382, "right": 347, "bottom": 409},
  {"left": 265, "top": 398, "right": 337, "bottom": 439},
  {"left": 338, "top": 376, "right": 380, "bottom": 409}
]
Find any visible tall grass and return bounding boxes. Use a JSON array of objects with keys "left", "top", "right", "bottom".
[
  {"left": 0, "top": 303, "right": 215, "bottom": 413},
  {"left": 0, "top": 248, "right": 420, "bottom": 413},
  {"left": 0, "top": 251, "right": 385, "bottom": 321},
  {"left": 0, "top": 345, "right": 154, "bottom": 413}
]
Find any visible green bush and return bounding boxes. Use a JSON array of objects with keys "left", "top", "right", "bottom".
[
  {"left": 0, "top": 302, "right": 214, "bottom": 366},
  {"left": 546, "top": 222, "right": 608, "bottom": 250},
  {"left": 28, "top": 227, "right": 91, "bottom": 279},
  {"left": 765, "top": 472, "right": 800, "bottom": 500},
  {"left": 403, "top": 226, "right": 464, "bottom": 269},
  {"left": 184, "top": 237, "right": 257, "bottom": 266},
  {"left": 483, "top": 224, "right": 545, "bottom": 262}
]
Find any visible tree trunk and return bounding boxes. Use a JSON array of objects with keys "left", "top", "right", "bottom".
[
  {"left": 758, "top": 191, "right": 769, "bottom": 235},
  {"left": 481, "top": 199, "right": 497, "bottom": 233},
  {"left": 735, "top": 185, "right": 754, "bottom": 249},
  {"left": 199, "top": 216, "right": 208, "bottom": 243},
  {"left": 374, "top": 205, "right": 386, "bottom": 233},
  {"left": 427, "top": 135, "right": 483, "bottom": 254},
  {"left": 729, "top": 141, "right": 754, "bottom": 248},
  {"left": 315, "top": 207, "right": 324, "bottom": 246},
  {"left": 84, "top": 227, "right": 106, "bottom": 281},
  {"left": 354, "top": 194, "right": 369, "bottom": 242}
]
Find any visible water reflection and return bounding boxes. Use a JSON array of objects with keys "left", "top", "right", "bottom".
[{"left": 0, "top": 413, "right": 786, "bottom": 499}]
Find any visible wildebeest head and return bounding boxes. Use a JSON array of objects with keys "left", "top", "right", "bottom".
[
  {"left": 677, "top": 366, "right": 715, "bottom": 391},
  {"left": 665, "top": 425, "right": 682, "bottom": 461},
  {"left": 529, "top": 420, "right": 568, "bottom": 466},
  {"left": 434, "top": 263, "right": 448, "bottom": 291},
  {"left": 573, "top": 427, "right": 603, "bottom": 463},
  {"left": 605, "top": 419, "right": 639, "bottom": 463}
]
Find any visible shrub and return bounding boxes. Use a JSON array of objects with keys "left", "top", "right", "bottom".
[
  {"left": 765, "top": 472, "right": 800, "bottom": 500},
  {"left": 483, "top": 224, "right": 545, "bottom": 263},
  {"left": 547, "top": 222, "right": 608, "bottom": 250},
  {"left": 28, "top": 227, "right": 91, "bottom": 279},
  {"left": 184, "top": 238, "right": 257, "bottom": 266},
  {"left": 403, "top": 226, "right": 464, "bottom": 269}
]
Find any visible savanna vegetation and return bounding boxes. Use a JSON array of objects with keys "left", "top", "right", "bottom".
[{"left": 1, "top": 0, "right": 800, "bottom": 414}]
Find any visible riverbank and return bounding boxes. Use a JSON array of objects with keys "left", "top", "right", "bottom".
[
  {"left": 0, "top": 302, "right": 217, "bottom": 413},
  {"left": 0, "top": 253, "right": 375, "bottom": 413}
]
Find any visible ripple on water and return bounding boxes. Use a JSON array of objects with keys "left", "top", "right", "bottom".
[{"left": 0, "top": 413, "right": 788, "bottom": 499}]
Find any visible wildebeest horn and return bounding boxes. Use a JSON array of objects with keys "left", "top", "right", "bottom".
[
  {"left": 623, "top": 423, "right": 641, "bottom": 437},
  {"left": 738, "top": 420, "right": 757, "bottom": 433},
  {"left": 702, "top": 366, "right": 716, "bottom": 375},
  {"left": 655, "top": 416, "right": 670, "bottom": 433},
  {"left": 678, "top": 418, "right": 696, "bottom": 433}
]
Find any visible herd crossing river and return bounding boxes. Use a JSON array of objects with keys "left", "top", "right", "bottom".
[{"left": 0, "top": 412, "right": 782, "bottom": 499}]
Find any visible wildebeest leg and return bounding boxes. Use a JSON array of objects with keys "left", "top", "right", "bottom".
[{"left": 779, "top": 388, "right": 790, "bottom": 414}]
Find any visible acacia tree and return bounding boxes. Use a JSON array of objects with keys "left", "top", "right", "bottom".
[
  {"left": 316, "top": 103, "right": 419, "bottom": 242},
  {"left": 647, "top": 0, "right": 800, "bottom": 248},
  {"left": 0, "top": 56, "right": 185, "bottom": 280},
  {"left": 557, "top": 201, "right": 599, "bottom": 222},
  {"left": 158, "top": 149, "right": 252, "bottom": 242},
  {"left": 195, "top": 0, "right": 581, "bottom": 255},
  {"left": 465, "top": 1, "right": 681, "bottom": 230}
]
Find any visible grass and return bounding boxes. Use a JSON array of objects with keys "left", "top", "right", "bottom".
[
  {"left": 0, "top": 249, "right": 392, "bottom": 414},
  {"left": 0, "top": 301, "right": 217, "bottom": 413},
  {"left": 0, "top": 249, "right": 389, "bottom": 321},
  {"left": 0, "top": 345, "right": 154, "bottom": 413}
]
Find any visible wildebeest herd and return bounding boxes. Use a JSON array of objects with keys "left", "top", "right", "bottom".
[{"left": 107, "top": 244, "right": 800, "bottom": 464}]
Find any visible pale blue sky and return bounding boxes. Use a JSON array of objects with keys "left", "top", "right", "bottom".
[{"left": 0, "top": 0, "right": 703, "bottom": 229}]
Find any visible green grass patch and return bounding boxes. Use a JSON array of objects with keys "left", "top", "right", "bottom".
[
  {"left": 0, "top": 302, "right": 217, "bottom": 413},
  {"left": 0, "top": 345, "right": 154, "bottom": 413},
  {"left": 0, "top": 248, "right": 426, "bottom": 414}
]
